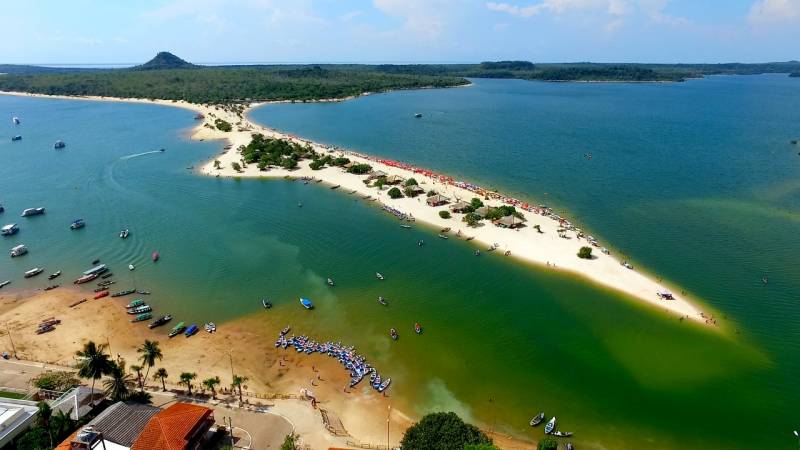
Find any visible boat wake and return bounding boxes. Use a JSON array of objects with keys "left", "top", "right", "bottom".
[{"left": 119, "top": 150, "right": 164, "bottom": 160}]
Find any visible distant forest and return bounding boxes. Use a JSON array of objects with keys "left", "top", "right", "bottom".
[{"left": 1, "top": 53, "right": 798, "bottom": 104}]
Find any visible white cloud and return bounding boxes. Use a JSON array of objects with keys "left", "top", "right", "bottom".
[
  {"left": 372, "top": 0, "right": 455, "bottom": 41},
  {"left": 748, "top": 0, "right": 800, "bottom": 24}
]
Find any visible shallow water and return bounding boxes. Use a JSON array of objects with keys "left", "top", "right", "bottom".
[{"left": 1, "top": 76, "right": 798, "bottom": 449}]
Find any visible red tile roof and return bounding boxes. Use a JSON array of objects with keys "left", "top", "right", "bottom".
[{"left": 131, "top": 403, "right": 214, "bottom": 450}]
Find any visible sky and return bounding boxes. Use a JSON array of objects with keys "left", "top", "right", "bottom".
[{"left": 2, "top": 0, "right": 799, "bottom": 64}]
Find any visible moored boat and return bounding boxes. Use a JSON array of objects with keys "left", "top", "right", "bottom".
[
  {"left": 378, "top": 296, "right": 388, "bottom": 306},
  {"left": 544, "top": 417, "right": 556, "bottom": 434},
  {"left": 204, "top": 322, "right": 216, "bottom": 333},
  {"left": 126, "top": 299, "right": 145, "bottom": 308},
  {"left": 54, "top": 140, "right": 66, "bottom": 149},
  {"left": 70, "top": 219, "right": 85, "bottom": 230},
  {"left": 552, "top": 431, "right": 573, "bottom": 437},
  {"left": 119, "top": 229, "right": 129, "bottom": 239},
  {"left": 44, "top": 284, "right": 59, "bottom": 291},
  {"left": 280, "top": 325, "right": 290, "bottom": 335},
  {"left": 438, "top": 234, "right": 448, "bottom": 239},
  {"left": 262, "top": 299, "right": 272, "bottom": 309},
  {"left": 101, "top": 273, "right": 113, "bottom": 279},
  {"left": 127, "top": 305, "right": 152, "bottom": 314},
  {"left": 1, "top": 224, "right": 19, "bottom": 236},
  {"left": 74, "top": 273, "right": 99, "bottom": 284},
  {"left": 148, "top": 314, "right": 172, "bottom": 329},
  {"left": 83, "top": 264, "right": 108, "bottom": 276},
  {"left": 300, "top": 297, "right": 314, "bottom": 310},
  {"left": 111, "top": 289, "right": 136, "bottom": 297},
  {"left": 128, "top": 264, "right": 135, "bottom": 271},
  {"left": 10, "top": 244, "right": 27, "bottom": 257},
  {"left": 94, "top": 290, "right": 109, "bottom": 299},
  {"left": 131, "top": 313, "right": 152, "bottom": 323},
  {"left": 152, "top": 251, "right": 159, "bottom": 262},
  {"left": 11, "top": 135, "right": 22, "bottom": 142},
  {"left": 0, "top": 281, "right": 10, "bottom": 289},
  {"left": 12, "top": 117, "right": 20, "bottom": 125},
  {"left": 400, "top": 224, "right": 411, "bottom": 229},
  {"left": 185, "top": 324, "right": 199, "bottom": 337},
  {"left": 20, "top": 207, "right": 45, "bottom": 217},
  {"left": 168, "top": 322, "right": 186, "bottom": 338},
  {"left": 414, "top": 322, "right": 422, "bottom": 334},
  {"left": 530, "top": 412, "right": 545, "bottom": 426},
  {"left": 24, "top": 267, "right": 44, "bottom": 278},
  {"left": 376, "top": 272, "right": 385, "bottom": 280},
  {"left": 48, "top": 270, "right": 61, "bottom": 280},
  {"left": 327, "top": 277, "right": 334, "bottom": 286},
  {"left": 390, "top": 328, "right": 398, "bottom": 340},
  {"left": 378, "top": 378, "right": 392, "bottom": 392}
]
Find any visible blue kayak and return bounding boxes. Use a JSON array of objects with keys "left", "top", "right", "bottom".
[{"left": 300, "top": 298, "right": 314, "bottom": 310}]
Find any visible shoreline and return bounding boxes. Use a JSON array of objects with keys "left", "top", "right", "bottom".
[{"left": 0, "top": 89, "right": 712, "bottom": 325}]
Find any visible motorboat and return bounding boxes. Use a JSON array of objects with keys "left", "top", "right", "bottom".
[
  {"left": 128, "top": 264, "right": 135, "bottom": 271},
  {"left": 327, "top": 277, "right": 334, "bottom": 286},
  {"left": 110, "top": 289, "right": 136, "bottom": 297},
  {"left": 552, "top": 431, "right": 573, "bottom": 437},
  {"left": 20, "top": 207, "right": 45, "bottom": 217},
  {"left": 262, "top": 299, "right": 272, "bottom": 309},
  {"left": 400, "top": 224, "right": 411, "bottom": 229},
  {"left": 280, "top": 325, "right": 290, "bottom": 335},
  {"left": 185, "top": 324, "right": 199, "bottom": 337},
  {"left": 94, "top": 290, "right": 109, "bottom": 299},
  {"left": 126, "top": 299, "right": 145, "bottom": 308},
  {"left": 119, "top": 229, "right": 129, "bottom": 239},
  {"left": 151, "top": 251, "right": 159, "bottom": 262},
  {"left": 137, "top": 290, "right": 150, "bottom": 295},
  {"left": 414, "top": 113, "right": 422, "bottom": 118},
  {"left": 621, "top": 261, "right": 633, "bottom": 270},
  {"left": 300, "top": 298, "right": 314, "bottom": 310},
  {"left": 0, "top": 281, "right": 10, "bottom": 289},
  {"left": 74, "top": 273, "right": 99, "bottom": 284},
  {"left": 48, "top": 270, "right": 61, "bottom": 280},
  {"left": 44, "top": 285, "right": 59, "bottom": 291},
  {"left": 10, "top": 244, "right": 27, "bottom": 257},
  {"left": 127, "top": 305, "right": 152, "bottom": 314},
  {"left": 376, "top": 272, "right": 385, "bottom": 280},
  {"left": 390, "top": 328, "right": 398, "bottom": 340},
  {"left": 148, "top": 314, "right": 172, "bottom": 329},
  {"left": 530, "top": 412, "right": 545, "bottom": 426},
  {"left": 169, "top": 322, "right": 186, "bottom": 338},
  {"left": 24, "top": 267, "right": 44, "bottom": 278},
  {"left": 474, "top": 250, "right": 480, "bottom": 256},
  {"left": 83, "top": 264, "right": 107, "bottom": 276},
  {"left": 204, "top": 322, "right": 216, "bottom": 333},
  {"left": 12, "top": 117, "right": 20, "bottom": 125},
  {"left": 544, "top": 417, "right": 556, "bottom": 434},
  {"left": 11, "top": 135, "right": 22, "bottom": 142},
  {"left": 54, "top": 140, "right": 66, "bottom": 149},
  {"left": 565, "top": 443, "right": 574, "bottom": 450},
  {"left": 1, "top": 224, "right": 19, "bottom": 236},
  {"left": 417, "top": 240, "right": 424, "bottom": 246},
  {"left": 70, "top": 219, "right": 85, "bottom": 230},
  {"left": 438, "top": 234, "right": 448, "bottom": 239},
  {"left": 131, "top": 313, "right": 152, "bottom": 323},
  {"left": 414, "top": 323, "right": 422, "bottom": 334},
  {"left": 378, "top": 296, "right": 388, "bottom": 306},
  {"left": 378, "top": 378, "right": 392, "bottom": 392}
]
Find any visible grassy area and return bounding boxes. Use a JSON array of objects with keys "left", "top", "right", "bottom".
[{"left": 0, "top": 390, "right": 28, "bottom": 399}]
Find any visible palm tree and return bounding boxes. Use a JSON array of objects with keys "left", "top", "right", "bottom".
[
  {"left": 231, "top": 374, "right": 248, "bottom": 404},
  {"left": 153, "top": 368, "right": 168, "bottom": 391},
  {"left": 37, "top": 401, "right": 53, "bottom": 449},
  {"left": 103, "top": 362, "right": 134, "bottom": 401},
  {"left": 179, "top": 372, "right": 196, "bottom": 396},
  {"left": 202, "top": 376, "right": 221, "bottom": 399},
  {"left": 137, "top": 340, "right": 163, "bottom": 391},
  {"left": 130, "top": 364, "right": 143, "bottom": 389},
  {"left": 75, "top": 341, "right": 114, "bottom": 405},
  {"left": 52, "top": 409, "right": 74, "bottom": 441}
]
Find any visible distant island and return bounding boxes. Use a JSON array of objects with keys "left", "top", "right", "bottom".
[{"left": 1, "top": 52, "right": 799, "bottom": 103}]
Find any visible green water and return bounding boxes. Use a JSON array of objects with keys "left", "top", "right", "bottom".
[{"left": 0, "top": 77, "right": 797, "bottom": 450}]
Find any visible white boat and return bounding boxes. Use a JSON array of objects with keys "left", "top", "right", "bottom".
[
  {"left": 10, "top": 244, "right": 27, "bottom": 257},
  {"left": 327, "top": 278, "right": 335, "bottom": 286},
  {"left": 24, "top": 267, "right": 44, "bottom": 278},
  {"left": 376, "top": 272, "right": 384, "bottom": 280},
  {"left": 0, "top": 281, "right": 10, "bottom": 289},
  {"left": 12, "top": 117, "right": 20, "bottom": 125},
  {"left": 204, "top": 322, "right": 216, "bottom": 333},
  {"left": 119, "top": 229, "right": 129, "bottom": 239},
  {"left": 544, "top": 417, "right": 556, "bottom": 434},
  {"left": 1, "top": 224, "right": 19, "bottom": 236},
  {"left": 128, "top": 264, "right": 135, "bottom": 271},
  {"left": 20, "top": 207, "right": 45, "bottom": 217}
]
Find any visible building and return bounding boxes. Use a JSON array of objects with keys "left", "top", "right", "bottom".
[
  {"left": 0, "top": 398, "right": 39, "bottom": 448},
  {"left": 473, "top": 206, "right": 491, "bottom": 218},
  {"left": 56, "top": 402, "right": 161, "bottom": 450},
  {"left": 449, "top": 201, "right": 471, "bottom": 213},
  {"left": 405, "top": 185, "right": 425, "bottom": 197},
  {"left": 366, "top": 170, "right": 388, "bottom": 180},
  {"left": 51, "top": 386, "right": 104, "bottom": 420},
  {"left": 494, "top": 215, "right": 524, "bottom": 229},
  {"left": 385, "top": 175, "right": 404, "bottom": 185},
  {"left": 131, "top": 403, "right": 214, "bottom": 450},
  {"left": 426, "top": 194, "right": 450, "bottom": 207}
]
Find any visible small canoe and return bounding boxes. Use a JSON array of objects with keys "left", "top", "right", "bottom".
[
  {"left": 185, "top": 324, "right": 199, "bottom": 337},
  {"left": 300, "top": 298, "right": 314, "bottom": 310},
  {"left": 544, "top": 417, "right": 556, "bottom": 434},
  {"left": 376, "top": 272, "right": 385, "bottom": 280},
  {"left": 168, "top": 322, "right": 186, "bottom": 338},
  {"left": 414, "top": 323, "right": 422, "bottom": 334},
  {"left": 94, "top": 290, "right": 109, "bottom": 299},
  {"left": 390, "top": 328, "right": 398, "bottom": 340},
  {"left": 530, "top": 412, "right": 545, "bottom": 426},
  {"left": 152, "top": 251, "right": 159, "bottom": 262},
  {"left": 262, "top": 299, "right": 272, "bottom": 309},
  {"left": 378, "top": 296, "right": 388, "bottom": 306},
  {"left": 48, "top": 271, "right": 62, "bottom": 280}
]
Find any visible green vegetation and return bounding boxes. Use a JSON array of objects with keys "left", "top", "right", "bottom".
[
  {"left": 578, "top": 246, "right": 593, "bottom": 259},
  {"left": 231, "top": 161, "right": 242, "bottom": 172},
  {"left": 464, "top": 445, "right": 500, "bottom": 450},
  {"left": 232, "top": 374, "right": 249, "bottom": 404},
  {"left": 427, "top": 190, "right": 437, "bottom": 197},
  {"left": 137, "top": 340, "right": 163, "bottom": 392},
  {"left": 281, "top": 433, "right": 297, "bottom": 450},
  {"left": 439, "top": 210, "right": 451, "bottom": 219},
  {"left": 2, "top": 53, "right": 799, "bottom": 104},
  {"left": 388, "top": 187, "right": 403, "bottom": 199},
  {"left": 103, "top": 361, "right": 134, "bottom": 401},
  {"left": 537, "top": 436, "right": 559, "bottom": 450},
  {"left": 400, "top": 412, "right": 492, "bottom": 450},
  {"left": 214, "top": 118, "right": 232, "bottom": 132},
  {"left": 153, "top": 367, "right": 169, "bottom": 391},
  {"left": 179, "top": 372, "right": 197, "bottom": 395},
  {"left": 404, "top": 178, "right": 418, "bottom": 186},
  {"left": 0, "top": 390, "right": 26, "bottom": 399},
  {"left": 75, "top": 341, "right": 115, "bottom": 405},
  {"left": 203, "top": 376, "right": 221, "bottom": 399},
  {"left": 32, "top": 371, "right": 80, "bottom": 392},
  {"left": 15, "top": 402, "right": 76, "bottom": 450},
  {"left": 484, "top": 205, "right": 523, "bottom": 221},
  {"left": 240, "top": 133, "right": 314, "bottom": 171},
  {"left": 464, "top": 212, "right": 482, "bottom": 227},
  {"left": 347, "top": 163, "right": 372, "bottom": 174}
]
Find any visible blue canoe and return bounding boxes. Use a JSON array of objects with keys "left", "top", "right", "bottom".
[
  {"left": 185, "top": 324, "right": 199, "bottom": 337},
  {"left": 300, "top": 298, "right": 314, "bottom": 310}
]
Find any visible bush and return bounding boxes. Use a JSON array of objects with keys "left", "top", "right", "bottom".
[
  {"left": 32, "top": 371, "right": 79, "bottom": 392},
  {"left": 537, "top": 437, "right": 559, "bottom": 450},
  {"left": 400, "top": 412, "right": 491, "bottom": 450},
  {"left": 374, "top": 176, "right": 387, "bottom": 188},
  {"left": 463, "top": 212, "right": 481, "bottom": 227},
  {"left": 387, "top": 187, "right": 403, "bottom": 199},
  {"left": 332, "top": 157, "right": 350, "bottom": 166},
  {"left": 439, "top": 210, "right": 451, "bottom": 219},
  {"left": 427, "top": 190, "right": 437, "bottom": 197},
  {"left": 347, "top": 163, "right": 372, "bottom": 174},
  {"left": 404, "top": 178, "right": 418, "bottom": 186},
  {"left": 470, "top": 197, "right": 484, "bottom": 209},
  {"left": 578, "top": 246, "right": 593, "bottom": 259},
  {"left": 231, "top": 162, "right": 242, "bottom": 172},
  {"left": 309, "top": 159, "right": 325, "bottom": 170},
  {"left": 214, "top": 118, "right": 232, "bottom": 132}
]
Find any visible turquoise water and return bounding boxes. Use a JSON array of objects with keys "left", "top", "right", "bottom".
[{"left": 0, "top": 75, "right": 798, "bottom": 449}]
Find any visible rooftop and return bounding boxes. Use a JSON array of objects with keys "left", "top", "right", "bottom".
[{"left": 131, "top": 403, "right": 213, "bottom": 450}]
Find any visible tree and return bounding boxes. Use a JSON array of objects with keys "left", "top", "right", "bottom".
[
  {"left": 14, "top": 427, "right": 49, "bottom": 450},
  {"left": 202, "top": 376, "right": 221, "bottom": 399},
  {"left": 578, "top": 246, "right": 593, "bottom": 259},
  {"left": 374, "top": 176, "right": 387, "bottom": 189},
  {"left": 464, "top": 445, "right": 500, "bottom": 450},
  {"left": 439, "top": 210, "right": 451, "bottom": 219},
  {"left": 309, "top": 159, "right": 325, "bottom": 170},
  {"left": 36, "top": 401, "right": 53, "bottom": 449},
  {"left": 153, "top": 368, "right": 169, "bottom": 391},
  {"left": 231, "top": 161, "right": 242, "bottom": 172},
  {"left": 51, "top": 410, "right": 74, "bottom": 441},
  {"left": 231, "top": 374, "right": 249, "bottom": 404},
  {"left": 130, "top": 365, "right": 144, "bottom": 389},
  {"left": 214, "top": 118, "right": 232, "bottom": 132},
  {"left": 137, "top": 340, "right": 163, "bottom": 391},
  {"left": 427, "top": 190, "right": 437, "bottom": 197},
  {"left": 347, "top": 163, "right": 372, "bottom": 174},
  {"left": 404, "top": 178, "right": 418, "bottom": 186},
  {"left": 470, "top": 197, "right": 484, "bottom": 209},
  {"left": 32, "top": 371, "right": 79, "bottom": 392},
  {"left": 213, "top": 160, "right": 221, "bottom": 169},
  {"left": 180, "top": 372, "right": 197, "bottom": 396},
  {"left": 537, "top": 437, "right": 559, "bottom": 450},
  {"left": 387, "top": 187, "right": 403, "bottom": 199},
  {"left": 103, "top": 362, "right": 134, "bottom": 401},
  {"left": 75, "top": 341, "right": 114, "bottom": 406},
  {"left": 127, "top": 390, "right": 153, "bottom": 404},
  {"left": 281, "top": 433, "right": 297, "bottom": 450},
  {"left": 400, "top": 412, "right": 491, "bottom": 450},
  {"left": 463, "top": 212, "right": 481, "bottom": 227}
]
